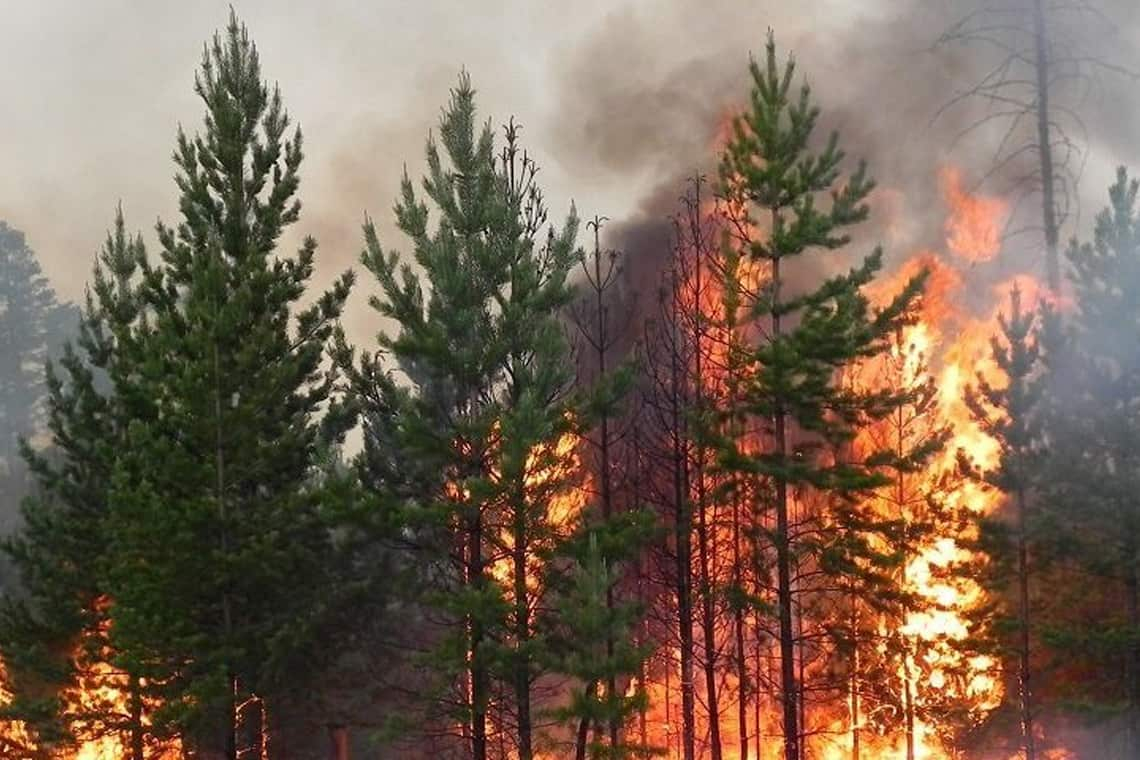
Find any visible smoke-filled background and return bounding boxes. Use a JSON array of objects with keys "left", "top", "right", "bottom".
[{"left": 2, "top": 0, "right": 1139, "bottom": 339}]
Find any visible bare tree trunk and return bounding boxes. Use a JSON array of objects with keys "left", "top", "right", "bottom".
[
  {"left": 671, "top": 312, "right": 697, "bottom": 760},
  {"left": 1032, "top": 0, "right": 1061, "bottom": 292},
  {"left": 696, "top": 495, "right": 723, "bottom": 760},
  {"left": 754, "top": 613, "right": 764, "bottom": 760},
  {"left": 734, "top": 491, "right": 750, "bottom": 760},
  {"left": 585, "top": 220, "right": 623, "bottom": 751},
  {"left": 690, "top": 198, "right": 723, "bottom": 760}
]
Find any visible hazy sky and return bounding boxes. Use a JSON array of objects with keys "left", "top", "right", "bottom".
[{"left": 2, "top": 0, "right": 1138, "bottom": 341}]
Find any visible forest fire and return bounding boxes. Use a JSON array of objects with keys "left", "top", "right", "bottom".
[
  {"left": 1, "top": 646, "right": 181, "bottom": 760},
  {"left": 5, "top": 5, "right": 1139, "bottom": 758},
  {"left": 625, "top": 158, "right": 1049, "bottom": 760}
]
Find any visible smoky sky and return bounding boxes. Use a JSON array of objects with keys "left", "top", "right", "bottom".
[{"left": 2, "top": 0, "right": 1139, "bottom": 345}]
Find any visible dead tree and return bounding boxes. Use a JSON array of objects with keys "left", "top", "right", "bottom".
[{"left": 935, "top": 0, "right": 1138, "bottom": 291}]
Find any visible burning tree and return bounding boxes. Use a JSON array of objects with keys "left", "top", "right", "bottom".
[
  {"left": 962, "top": 285, "right": 1047, "bottom": 760},
  {"left": 334, "top": 73, "right": 584, "bottom": 760},
  {"left": 0, "top": 210, "right": 171, "bottom": 759},
  {"left": 564, "top": 216, "right": 655, "bottom": 758},
  {"left": 715, "top": 33, "right": 926, "bottom": 760},
  {"left": 636, "top": 174, "right": 748, "bottom": 760}
]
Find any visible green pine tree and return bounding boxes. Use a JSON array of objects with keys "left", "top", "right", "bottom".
[
  {"left": 962, "top": 286, "right": 1045, "bottom": 760},
  {"left": 333, "top": 74, "right": 580, "bottom": 760},
  {"left": 1033, "top": 168, "right": 1140, "bottom": 758},
  {"left": 546, "top": 531, "right": 655, "bottom": 760},
  {"left": 99, "top": 13, "right": 353, "bottom": 758},
  {"left": 0, "top": 221, "right": 74, "bottom": 484},
  {"left": 716, "top": 33, "right": 925, "bottom": 760},
  {"left": 830, "top": 327, "right": 951, "bottom": 760},
  {"left": 1, "top": 210, "right": 155, "bottom": 758}
]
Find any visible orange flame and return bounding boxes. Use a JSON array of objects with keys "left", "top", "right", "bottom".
[{"left": 940, "top": 166, "right": 1009, "bottom": 263}]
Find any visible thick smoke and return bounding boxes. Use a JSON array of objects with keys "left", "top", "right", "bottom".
[
  {"left": 547, "top": 0, "right": 1140, "bottom": 317},
  {"left": 2, "top": 1, "right": 1138, "bottom": 338}
]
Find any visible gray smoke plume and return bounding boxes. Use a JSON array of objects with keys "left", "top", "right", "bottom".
[{"left": 548, "top": 0, "right": 1140, "bottom": 316}]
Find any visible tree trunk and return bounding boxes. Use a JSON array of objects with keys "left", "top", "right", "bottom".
[
  {"left": 903, "top": 645, "right": 916, "bottom": 760},
  {"left": 671, "top": 308, "right": 697, "bottom": 760},
  {"left": 129, "top": 675, "right": 145, "bottom": 760},
  {"left": 850, "top": 604, "right": 860, "bottom": 760},
  {"left": 213, "top": 340, "right": 237, "bottom": 760},
  {"left": 575, "top": 681, "right": 596, "bottom": 760},
  {"left": 592, "top": 229, "right": 622, "bottom": 752},
  {"left": 772, "top": 253, "right": 800, "bottom": 760},
  {"left": 734, "top": 492, "right": 750, "bottom": 760},
  {"left": 754, "top": 613, "right": 764, "bottom": 760},
  {"left": 696, "top": 497, "right": 723, "bottom": 760},
  {"left": 513, "top": 524, "right": 533, "bottom": 760},
  {"left": 1126, "top": 555, "right": 1140, "bottom": 759},
  {"left": 690, "top": 199, "right": 723, "bottom": 760},
  {"left": 1015, "top": 484, "right": 1037, "bottom": 760},
  {"left": 1032, "top": 0, "right": 1061, "bottom": 292},
  {"left": 328, "top": 724, "right": 349, "bottom": 760},
  {"left": 226, "top": 677, "right": 238, "bottom": 760},
  {"left": 469, "top": 510, "right": 488, "bottom": 760}
]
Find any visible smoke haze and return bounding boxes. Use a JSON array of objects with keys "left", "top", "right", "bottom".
[{"left": 1, "top": 0, "right": 1139, "bottom": 341}]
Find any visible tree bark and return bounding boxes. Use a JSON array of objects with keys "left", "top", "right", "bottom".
[{"left": 850, "top": 603, "right": 860, "bottom": 760}]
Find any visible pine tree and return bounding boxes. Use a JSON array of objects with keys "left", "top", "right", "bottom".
[
  {"left": 850, "top": 329, "right": 951, "bottom": 760},
  {"left": 99, "top": 13, "right": 353, "bottom": 757},
  {"left": 547, "top": 531, "right": 654, "bottom": 760},
  {"left": 716, "top": 33, "right": 925, "bottom": 760},
  {"left": 333, "top": 74, "right": 581, "bottom": 760},
  {"left": 962, "top": 286, "right": 1045, "bottom": 760},
  {"left": 1, "top": 210, "right": 154, "bottom": 757},
  {"left": 567, "top": 217, "right": 647, "bottom": 755},
  {"left": 0, "top": 221, "right": 73, "bottom": 479},
  {"left": 1034, "top": 168, "right": 1140, "bottom": 758},
  {"left": 638, "top": 219, "right": 699, "bottom": 760}
]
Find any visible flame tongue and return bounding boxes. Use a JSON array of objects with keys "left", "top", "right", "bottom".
[{"left": 940, "top": 166, "right": 1009, "bottom": 264}]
